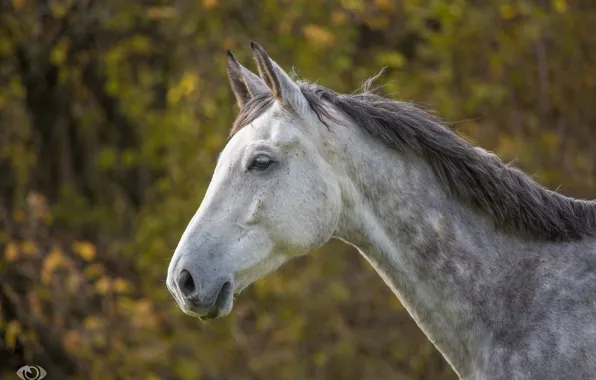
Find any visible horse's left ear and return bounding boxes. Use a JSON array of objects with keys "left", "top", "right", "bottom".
[{"left": 250, "top": 42, "right": 308, "bottom": 113}]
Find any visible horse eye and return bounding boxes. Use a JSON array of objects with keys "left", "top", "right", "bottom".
[{"left": 250, "top": 155, "right": 274, "bottom": 171}]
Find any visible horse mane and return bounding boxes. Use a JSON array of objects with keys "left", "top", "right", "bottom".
[{"left": 231, "top": 81, "right": 596, "bottom": 242}]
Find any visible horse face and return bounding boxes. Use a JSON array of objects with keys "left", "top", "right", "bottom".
[{"left": 166, "top": 45, "right": 341, "bottom": 319}]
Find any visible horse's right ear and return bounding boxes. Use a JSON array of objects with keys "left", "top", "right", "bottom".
[{"left": 226, "top": 50, "right": 268, "bottom": 109}]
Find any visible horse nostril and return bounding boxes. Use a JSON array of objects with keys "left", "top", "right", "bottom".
[{"left": 177, "top": 269, "right": 196, "bottom": 297}]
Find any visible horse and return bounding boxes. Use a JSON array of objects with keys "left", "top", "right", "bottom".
[{"left": 166, "top": 42, "right": 596, "bottom": 379}]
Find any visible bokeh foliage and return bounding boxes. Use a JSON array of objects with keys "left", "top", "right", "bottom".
[{"left": 1, "top": 0, "right": 594, "bottom": 379}]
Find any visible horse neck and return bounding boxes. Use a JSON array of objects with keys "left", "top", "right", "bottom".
[{"left": 329, "top": 123, "right": 548, "bottom": 377}]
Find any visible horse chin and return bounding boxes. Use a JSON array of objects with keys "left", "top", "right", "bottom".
[
  {"left": 199, "top": 310, "right": 229, "bottom": 321},
  {"left": 200, "top": 285, "right": 235, "bottom": 320},
  {"left": 199, "top": 299, "right": 233, "bottom": 321}
]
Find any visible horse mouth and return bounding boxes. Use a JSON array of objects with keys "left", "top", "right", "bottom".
[{"left": 199, "top": 281, "right": 234, "bottom": 320}]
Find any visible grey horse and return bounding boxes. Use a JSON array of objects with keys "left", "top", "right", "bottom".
[{"left": 166, "top": 42, "right": 596, "bottom": 379}]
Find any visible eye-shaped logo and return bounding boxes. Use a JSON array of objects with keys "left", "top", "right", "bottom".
[{"left": 16, "top": 365, "right": 47, "bottom": 380}]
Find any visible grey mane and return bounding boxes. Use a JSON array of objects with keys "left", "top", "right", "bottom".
[{"left": 231, "top": 81, "right": 596, "bottom": 242}]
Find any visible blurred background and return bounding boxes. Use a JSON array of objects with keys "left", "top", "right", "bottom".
[{"left": 1, "top": 0, "right": 595, "bottom": 379}]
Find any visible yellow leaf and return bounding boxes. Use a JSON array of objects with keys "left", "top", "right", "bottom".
[
  {"left": 375, "top": 0, "right": 397, "bottom": 11},
  {"left": 128, "top": 35, "right": 152, "bottom": 54},
  {"left": 11, "top": 0, "right": 24, "bottom": 10},
  {"left": 50, "top": 1, "right": 68, "bottom": 18},
  {"left": 113, "top": 277, "right": 133, "bottom": 294},
  {"left": 168, "top": 73, "right": 199, "bottom": 104},
  {"left": 20, "top": 241, "right": 38, "bottom": 256},
  {"left": 553, "top": 0, "right": 567, "bottom": 13},
  {"left": 146, "top": 6, "right": 176, "bottom": 20},
  {"left": 84, "top": 263, "right": 105, "bottom": 279},
  {"left": 117, "top": 296, "right": 136, "bottom": 312},
  {"left": 278, "top": 10, "right": 299, "bottom": 34},
  {"left": 340, "top": 0, "right": 364, "bottom": 12},
  {"left": 167, "top": 87, "right": 182, "bottom": 105},
  {"left": 51, "top": 38, "right": 70, "bottom": 65},
  {"left": 331, "top": 11, "right": 348, "bottom": 26},
  {"left": 42, "top": 246, "right": 67, "bottom": 283},
  {"left": 4, "top": 243, "right": 19, "bottom": 262},
  {"left": 5, "top": 320, "right": 21, "bottom": 349},
  {"left": 180, "top": 72, "right": 198, "bottom": 95},
  {"left": 95, "top": 276, "right": 112, "bottom": 295},
  {"left": 303, "top": 25, "right": 335, "bottom": 48},
  {"left": 377, "top": 52, "right": 407, "bottom": 68},
  {"left": 83, "top": 316, "right": 102, "bottom": 330},
  {"left": 105, "top": 47, "right": 124, "bottom": 66},
  {"left": 72, "top": 241, "right": 95, "bottom": 261},
  {"left": 499, "top": 4, "right": 516, "bottom": 20},
  {"left": 136, "top": 299, "right": 153, "bottom": 314},
  {"left": 202, "top": 0, "right": 217, "bottom": 9}
]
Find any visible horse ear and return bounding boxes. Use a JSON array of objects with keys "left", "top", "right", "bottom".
[
  {"left": 226, "top": 50, "right": 268, "bottom": 109},
  {"left": 250, "top": 41, "right": 307, "bottom": 113}
]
